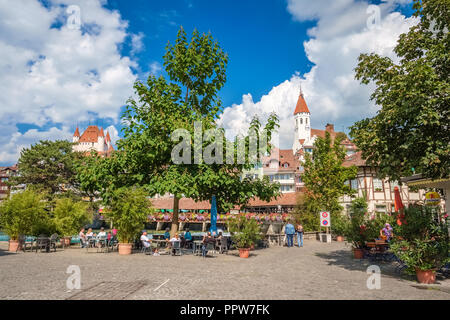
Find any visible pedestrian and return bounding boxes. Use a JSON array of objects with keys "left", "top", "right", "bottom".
[
  {"left": 296, "top": 223, "right": 303, "bottom": 247},
  {"left": 285, "top": 221, "right": 295, "bottom": 248}
]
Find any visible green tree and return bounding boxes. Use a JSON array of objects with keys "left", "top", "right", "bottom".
[
  {"left": 12, "top": 140, "right": 81, "bottom": 196},
  {"left": 350, "top": 0, "right": 450, "bottom": 181},
  {"left": 87, "top": 27, "right": 280, "bottom": 237},
  {"left": 292, "top": 193, "right": 321, "bottom": 232},
  {"left": 0, "top": 189, "right": 47, "bottom": 240},
  {"left": 53, "top": 198, "right": 91, "bottom": 237},
  {"left": 105, "top": 187, "right": 153, "bottom": 244},
  {"left": 300, "top": 132, "right": 357, "bottom": 230}
]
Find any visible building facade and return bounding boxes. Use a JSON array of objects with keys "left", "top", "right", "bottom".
[
  {"left": 72, "top": 125, "right": 114, "bottom": 156},
  {"left": 0, "top": 165, "right": 19, "bottom": 201}
]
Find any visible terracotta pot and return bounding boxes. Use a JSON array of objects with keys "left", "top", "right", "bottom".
[
  {"left": 118, "top": 243, "right": 133, "bottom": 255},
  {"left": 8, "top": 240, "right": 19, "bottom": 252},
  {"left": 63, "top": 237, "right": 71, "bottom": 246},
  {"left": 415, "top": 269, "right": 436, "bottom": 284},
  {"left": 239, "top": 248, "right": 250, "bottom": 258},
  {"left": 353, "top": 248, "right": 364, "bottom": 259},
  {"left": 250, "top": 244, "right": 255, "bottom": 250},
  {"left": 336, "top": 236, "right": 344, "bottom": 242}
]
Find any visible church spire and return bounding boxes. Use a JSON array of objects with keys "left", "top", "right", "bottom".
[{"left": 293, "top": 85, "right": 310, "bottom": 115}]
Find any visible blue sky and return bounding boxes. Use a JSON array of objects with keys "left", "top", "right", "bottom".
[{"left": 0, "top": 0, "right": 415, "bottom": 165}]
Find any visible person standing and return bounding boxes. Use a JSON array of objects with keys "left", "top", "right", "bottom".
[
  {"left": 285, "top": 221, "right": 295, "bottom": 248},
  {"left": 296, "top": 223, "right": 304, "bottom": 247}
]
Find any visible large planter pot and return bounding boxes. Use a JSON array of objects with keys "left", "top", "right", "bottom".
[
  {"left": 8, "top": 240, "right": 19, "bottom": 252},
  {"left": 415, "top": 268, "right": 436, "bottom": 284},
  {"left": 336, "top": 236, "right": 344, "bottom": 242},
  {"left": 239, "top": 248, "right": 250, "bottom": 258},
  {"left": 63, "top": 237, "right": 71, "bottom": 247},
  {"left": 118, "top": 243, "right": 133, "bottom": 255},
  {"left": 353, "top": 248, "right": 364, "bottom": 259}
]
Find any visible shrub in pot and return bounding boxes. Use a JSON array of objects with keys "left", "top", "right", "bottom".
[
  {"left": 342, "top": 197, "right": 369, "bottom": 258},
  {"left": 53, "top": 198, "right": 91, "bottom": 247},
  {"left": 332, "top": 213, "right": 349, "bottom": 242},
  {"left": 390, "top": 206, "right": 449, "bottom": 284},
  {"left": 0, "top": 189, "right": 47, "bottom": 252},
  {"left": 105, "top": 187, "right": 153, "bottom": 255},
  {"left": 228, "top": 216, "right": 261, "bottom": 258}
]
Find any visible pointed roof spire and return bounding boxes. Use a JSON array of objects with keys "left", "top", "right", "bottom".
[
  {"left": 73, "top": 127, "right": 80, "bottom": 137},
  {"left": 293, "top": 85, "right": 310, "bottom": 115},
  {"left": 100, "top": 127, "right": 104, "bottom": 137},
  {"left": 106, "top": 131, "right": 111, "bottom": 143}
]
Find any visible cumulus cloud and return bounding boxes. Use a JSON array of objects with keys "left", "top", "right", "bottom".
[
  {"left": 0, "top": 0, "right": 138, "bottom": 164},
  {"left": 218, "top": 0, "right": 418, "bottom": 149}
]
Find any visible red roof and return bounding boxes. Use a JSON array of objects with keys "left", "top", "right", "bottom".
[
  {"left": 106, "top": 131, "right": 111, "bottom": 143},
  {"left": 79, "top": 126, "right": 102, "bottom": 143},
  {"left": 293, "top": 92, "right": 310, "bottom": 115},
  {"left": 100, "top": 127, "right": 104, "bottom": 137},
  {"left": 247, "top": 192, "right": 298, "bottom": 207},
  {"left": 73, "top": 127, "right": 80, "bottom": 137},
  {"left": 150, "top": 197, "right": 212, "bottom": 210},
  {"left": 343, "top": 151, "right": 367, "bottom": 167}
]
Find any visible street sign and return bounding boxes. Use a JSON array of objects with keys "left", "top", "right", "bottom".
[
  {"left": 425, "top": 192, "right": 440, "bottom": 206},
  {"left": 320, "top": 211, "right": 331, "bottom": 227}
]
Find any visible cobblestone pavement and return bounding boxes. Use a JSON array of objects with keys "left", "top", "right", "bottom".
[{"left": 0, "top": 240, "right": 449, "bottom": 300}]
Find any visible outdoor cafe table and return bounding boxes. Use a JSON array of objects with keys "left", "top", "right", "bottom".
[{"left": 193, "top": 240, "right": 203, "bottom": 255}]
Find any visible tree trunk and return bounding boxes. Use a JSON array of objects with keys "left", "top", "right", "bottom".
[{"left": 171, "top": 196, "right": 180, "bottom": 238}]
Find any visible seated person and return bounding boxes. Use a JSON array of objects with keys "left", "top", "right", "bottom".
[
  {"left": 140, "top": 231, "right": 153, "bottom": 250},
  {"left": 169, "top": 233, "right": 181, "bottom": 255},
  {"left": 163, "top": 228, "right": 171, "bottom": 240},
  {"left": 380, "top": 223, "right": 393, "bottom": 242},
  {"left": 86, "top": 228, "right": 93, "bottom": 238},
  {"left": 183, "top": 228, "right": 193, "bottom": 248},
  {"left": 201, "top": 232, "right": 215, "bottom": 257}
]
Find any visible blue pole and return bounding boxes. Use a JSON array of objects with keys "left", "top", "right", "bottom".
[{"left": 210, "top": 195, "right": 218, "bottom": 235}]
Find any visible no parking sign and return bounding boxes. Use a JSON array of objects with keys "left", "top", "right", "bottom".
[{"left": 320, "top": 211, "right": 331, "bottom": 227}]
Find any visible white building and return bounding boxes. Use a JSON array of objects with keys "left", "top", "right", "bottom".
[{"left": 72, "top": 125, "right": 114, "bottom": 156}]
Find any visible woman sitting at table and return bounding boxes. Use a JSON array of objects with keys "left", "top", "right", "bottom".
[
  {"left": 201, "top": 232, "right": 215, "bottom": 257},
  {"left": 79, "top": 228, "right": 86, "bottom": 248},
  {"left": 380, "top": 223, "right": 393, "bottom": 242},
  {"left": 183, "top": 228, "right": 193, "bottom": 248}
]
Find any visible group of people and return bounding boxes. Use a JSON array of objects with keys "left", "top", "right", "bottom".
[
  {"left": 284, "top": 222, "right": 304, "bottom": 248},
  {"left": 79, "top": 227, "right": 117, "bottom": 248}
]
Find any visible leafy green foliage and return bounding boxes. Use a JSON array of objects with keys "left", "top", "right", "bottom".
[
  {"left": 228, "top": 215, "right": 261, "bottom": 248},
  {"left": 350, "top": 0, "right": 450, "bottom": 181},
  {"left": 53, "top": 198, "right": 91, "bottom": 237},
  {"left": 292, "top": 193, "right": 320, "bottom": 232},
  {"left": 81, "top": 27, "right": 280, "bottom": 236},
  {"left": 390, "top": 206, "right": 450, "bottom": 273},
  {"left": 332, "top": 212, "right": 350, "bottom": 237},
  {"left": 0, "top": 189, "right": 48, "bottom": 240},
  {"left": 296, "top": 131, "right": 357, "bottom": 231},
  {"left": 105, "top": 187, "right": 153, "bottom": 243},
  {"left": 343, "top": 197, "right": 369, "bottom": 249},
  {"left": 12, "top": 140, "right": 81, "bottom": 196}
]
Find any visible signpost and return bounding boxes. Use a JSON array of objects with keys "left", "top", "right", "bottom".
[
  {"left": 425, "top": 191, "right": 440, "bottom": 206},
  {"left": 319, "top": 211, "right": 331, "bottom": 243}
]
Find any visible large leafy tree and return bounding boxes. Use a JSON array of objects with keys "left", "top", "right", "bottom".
[
  {"left": 299, "top": 132, "right": 357, "bottom": 229},
  {"left": 350, "top": 0, "right": 450, "bottom": 181},
  {"left": 12, "top": 140, "right": 81, "bottom": 196},
  {"left": 88, "top": 27, "right": 280, "bottom": 236}
]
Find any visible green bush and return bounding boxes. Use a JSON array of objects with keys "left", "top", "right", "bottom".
[
  {"left": 0, "top": 189, "right": 47, "bottom": 240},
  {"left": 105, "top": 187, "right": 152, "bottom": 243},
  {"left": 53, "top": 198, "right": 91, "bottom": 237},
  {"left": 342, "top": 197, "right": 369, "bottom": 249},
  {"left": 332, "top": 213, "right": 349, "bottom": 237},
  {"left": 390, "top": 206, "right": 450, "bottom": 273},
  {"left": 228, "top": 216, "right": 261, "bottom": 249}
]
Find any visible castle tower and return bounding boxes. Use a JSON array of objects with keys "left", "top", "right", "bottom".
[
  {"left": 293, "top": 87, "right": 310, "bottom": 150},
  {"left": 73, "top": 127, "right": 80, "bottom": 143}
]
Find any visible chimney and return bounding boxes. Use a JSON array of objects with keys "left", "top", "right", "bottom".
[{"left": 325, "top": 123, "right": 334, "bottom": 133}]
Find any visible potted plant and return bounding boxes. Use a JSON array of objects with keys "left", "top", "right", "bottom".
[
  {"left": 0, "top": 189, "right": 47, "bottom": 252},
  {"left": 342, "top": 197, "right": 370, "bottom": 258},
  {"left": 390, "top": 206, "right": 450, "bottom": 284},
  {"left": 228, "top": 216, "right": 261, "bottom": 258},
  {"left": 53, "top": 198, "right": 91, "bottom": 247},
  {"left": 332, "top": 213, "right": 349, "bottom": 242},
  {"left": 106, "top": 187, "right": 153, "bottom": 255}
]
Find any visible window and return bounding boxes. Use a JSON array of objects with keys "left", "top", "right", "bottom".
[
  {"left": 373, "top": 178, "right": 383, "bottom": 192},
  {"left": 283, "top": 163, "right": 289, "bottom": 168},
  {"left": 375, "top": 205, "right": 386, "bottom": 213},
  {"left": 300, "top": 118, "right": 303, "bottom": 124},
  {"left": 350, "top": 179, "right": 358, "bottom": 190},
  {"left": 390, "top": 180, "right": 400, "bottom": 191},
  {"left": 298, "top": 166, "right": 304, "bottom": 172},
  {"left": 306, "top": 118, "right": 308, "bottom": 124}
]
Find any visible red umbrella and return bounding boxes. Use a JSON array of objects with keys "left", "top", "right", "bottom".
[{"left": 394, "top": 186, "right": 406, "bottom": 225}]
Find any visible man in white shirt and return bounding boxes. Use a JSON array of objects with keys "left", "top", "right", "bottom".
[
  {"left": 140, "top": 231, "right": 152, "bottom": 248},
  {"left": 169, "top": 233, "right": 181, "bottom": 255}
]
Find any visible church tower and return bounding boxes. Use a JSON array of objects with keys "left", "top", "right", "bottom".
[{"left": 293, "top": 87, "right": 311, "bottom": 151}]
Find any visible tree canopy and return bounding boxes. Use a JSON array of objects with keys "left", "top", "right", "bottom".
[{"left": 350, "top": 0, "right": 450, "bottom": 181}]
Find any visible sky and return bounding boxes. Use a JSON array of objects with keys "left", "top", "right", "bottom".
[{"left": 0, "top": 0, "right": 417, "bottom": 165}]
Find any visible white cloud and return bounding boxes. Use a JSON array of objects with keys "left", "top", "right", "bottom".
[
  {"left": 0, "top": 0, "right": 138, "bottom": 163},
  {"left": 219, "top": 0, "right": 418, "bottom": 149},
  {"left": 130, "top": 32, "right": 145, "bottom": 55}
]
